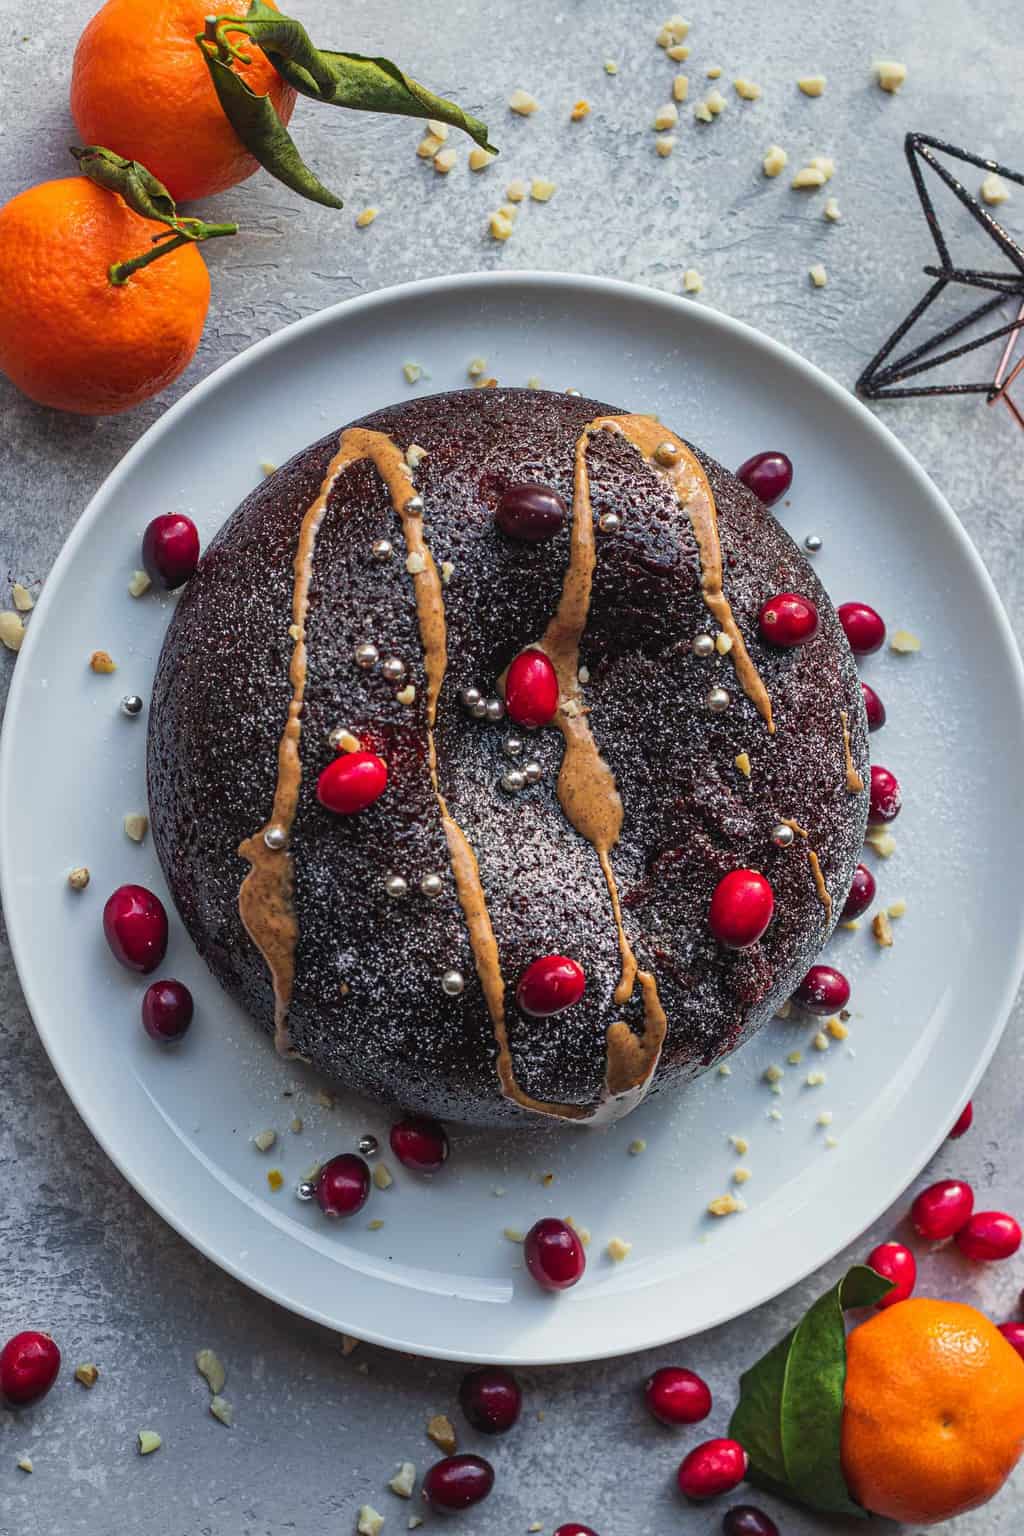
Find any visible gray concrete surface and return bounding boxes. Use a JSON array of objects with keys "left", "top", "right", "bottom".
[{"left": 2, "top": 2, "right": 1023, "bottom": 1532}]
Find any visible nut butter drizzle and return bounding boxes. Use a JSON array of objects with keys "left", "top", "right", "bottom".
[
  {"left": 840, "top": 708, "right": 865, "bottom": 792},
  {"left": 779, "top": 817, "right": 832, "bottom": 921}
]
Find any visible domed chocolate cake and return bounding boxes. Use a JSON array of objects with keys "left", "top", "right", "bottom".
[{"left": 147, "top": 388, "right": 869, "bottom": 1127}]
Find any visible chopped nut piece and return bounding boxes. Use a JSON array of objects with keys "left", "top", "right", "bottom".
[
  {"left": 210, "top": 1395, "right": 233, "bottom": 1427},
  {"left": 467, "top": 356, "right": 487, "bottom": 377},
  {"left": 427, "top": 1414, "right": 457, "bottom": 1454},
  {"left": 408, "top": 1520, "right": 424, "bottom": 1531},
  {"left": 694, "top": 102, "right": 712, "bottom": 123},
  {"left": 427, "top": 120, "right": 449, "bottom": 141},
  {"left": 981, "top": 173, "right": 1010, "bottom": 206},
  {"left": 733, "top": 751, "right": 752, "bottom": 779},
  {"left": 671, "top": 74, "right": 689, "bottom": 103},
  {"left": 734, "top": 77, "right": 762, "bottom": 100},
  {"left": 787, "top": 1050, "right": 803, "bottom": 1065},
  {"left": 405, "top": 443, "right": 428, "bottom": 468},
  {"left": 730, "top": 1134, "right": 750, "bottom": 1155},
  {"left": 74, "top": 1363, "right": 99, "bottom": 1388},
  {"left": 763, "top": 144, "right": 788, "bottom": 177},
  {"left": 498, "top": 203, "right": 518, "bottom": 222},
  {"left": 0, "top": 611, "right": 24, "bottom": 651},
  {"left": 90, "top": 648, "right": 116, "bottom": 673},
  {"left": 768, "top": 1107, "right": 783, "bottom": 1121},
  {"left": 654, "top": 102, "right": 679, "bottom": 130},
  {"left": 888, "top": 898, "right": 907, "bottom": 918},
  {"left": 792, "top": 166, "right": 827, "bottom": 189},
  {"left": 266, "top": 1169, "right": 284, "bottom": 1190},
  {"left": 433, "top": 149, "right": 456, "bottom": 175},
  {"left": 405, "top": 551, "right": 426, "bottom": 575},
  {"left": 541, "top": 1171, "right": 555, "bottom": 1187},
  {"left": 531, "top": 178, "right": 557, "bottom": 202},
  {"left": 865, "top": 827, "right": 897, "bottom": 857},
  {"left": 505, "top": 178, "right": 528, "bottom": 203},
  {"left": 875, "top": 60, "right": 907, "bottom": 93},
  {"left": 196, "top": 1348, "right": 226, "bottom": 1395},
  {"left": 824, "top": 196, "right": 841, "bottom": 222},
  {"left": 763, "top": 1064, "right": 784, "bottom": 1084},
  {"left": 655, "top": 135, "right": 676, "bottom": 157},
  {"left": 340, "top": 1334, "right": 360, "bottom": 1356},
  {"left": 570, "top": 99, "right": 591, "bottom": 122},
  {"left": 124, "top": 812, "right": 148, "bottom": 843},
  {"left": 806, "top": 1070, "right": 826, "bottom": 1086},
  {"left": 469, "top": 146, "right": 496, "bottom": 172},
  {"left": 290, "top": 1116, "right": 303, "bottom": 1134},
  {"left": 705, "top": 89, "right": 727, "bottom": 115},
  {"left": 825, "top": 1133, "right": 839, "bottom": 1148},
  {"left": 718, "top": 1063, "right": 732, "bottom": 1076},
  {"left": 489, "top": 209, "right": 515, "bottom": 242},
  {"left": 628, "top": 1138, "right": 647, "bottom": 1156},
  {"left": 334, "top": 730, "right": 361, "bottom": 753},
  {"left": 667, "top": 43, "right": 690, "bottom": 60},
  {"left": 509, "top": 89, "right": 539, "bottom": 114},
  {"left": 817, "top": 1110, "right": 834, "bottom": 1126},
  {"left": 402, "top": 362, "right": 422, "bottom": 384},
  {"left": 416, "top": 134, "right": 443, "bottom": 159},
  {"left": 797, "top": 75, "right": 826, "bottom": 96},
  {"left": 826, "top": 1017, "right": 849, "bottom": 1040},
  {"left": 355, "top": 207, "right": 378, "bottom": 228},
  {"left": 708, "top": 1193, "right": 743, "bottom": 1216},
  {"left": 603, "top": 59, "right": 619, "bottom": 75},
  {"left": 706, "top": 64, "right": 722, "bottom": 78},
  {"left": 440, "top": 560, "right": 455, "bottom": 584},
  {"left": 127, "top": 568, "right": 152, "bottom": 598},
  {"left": 357, "top": 1506, "right": 385, "bottom": 1536},
  {"left": 12, "top": 582, "right": 34, "bottom": 612},
  {"left": 890, "top": 628, "right": 920, "bottom": 653},
  {"left": 811, "top": 156, "right": 836, "bottom": 181},
  {"left": 812, "top": 1031, "right": 829, "bottom": 1052},
  {"left": 367, "top": 1218, "right": 385, "bottom": 1231},
  {"left": 733, "top": 1167, "right": 752, "bottom": 1185},
  {"left": 373, "top": 1162, "right": 394, "bottom": 1190},
  {"left": 714, "top": 631, "right": 733, "bottom": 655},
  {"left": 683, "top": 267, "right": 704, "bottom": 292},
  {"left": 389, "top": 1461, "right": 417, "bottom": 1498},
  {"left": 253, "top": 1129, "right": 277, "bottom": 1153},
  {"left": 809, "top": 263, "right": 828, "bottom": 288},
  {"left": 606, "top": 1236, "right": 632, "bottom": 1261},
  {"left": 872, "top": 911, "right": 894, "bottom": 948},
  {"left": 67, "top": 866, "right": 91, "bottom": 891},
  {"left": 137, "top": 1430, "right": 162, "bottom": 1456},
  {"left": 396, "top": 684, "right": 416, "bottom": 706},
  {"left": 841, "top": 919, "right": 859, "bottom": 931},
  {"left": 503, "top": 1226, "right": 524, "bottom": 1242},
  {"left": 259, "top": 461, "right": 277, "bottom": 477}
]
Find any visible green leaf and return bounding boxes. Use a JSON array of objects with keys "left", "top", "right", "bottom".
[
  {"left": 729, "top": 1265, "right": 894, "bottom": 1518},
  {"left": 70, "top": 146, "right": 180, "bottom": 224}
]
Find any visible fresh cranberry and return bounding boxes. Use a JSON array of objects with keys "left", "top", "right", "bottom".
[
  {"left": 736, "top": 451, "right": 792, "bottom": 507},
  {"left": 861, "top": 681, "right": 886, "bottom": 731},
  {"left": 496, "top": 482, "right": 567, "bottom": 542},
  {"left": 678, "top": 1438, "right": 748, "bottom": 1501},
  {"left": 910, "top": 1178, "right": 974, "bottom": 1241},
  {"left": 841, "top": 863, "right": 876, "bottom": 921},
  {"left": 141, "top": 978, "right": 193, "bottom": 1043},
  {"left": 505, "top": 648, "right": 559, "bottom": 728},
  {"left": 524, "top": 1217, "right": 586, "bottom": 1291},
  {"left": 317, "top": 751, "right": 387, "bottom": 815},
  {"left": 644, "top": 1366, "right": 712, "bottom": 1426},
  {"left": 142, "top": 513, "right": 200, "bottom": 590},
  {"left": 708, "top": 870, "right": 774, "bottom": 949},
  {"left": 949, "top": 1101, "right": 974, "bottom": 1140},
  {"left": 516, "top": 955, "right": 586, "bottom": 1017},
  {"left": 553, "top": 1528, "right": 598, "bottom": 1536},
  {"left": 869, "top": 765, "right": 902, "bottom": 824},
  {"left": 0, "top": 1332, "right": 61, "bottom": 1407},
  {"left": 316, "top": 1154, "right": 371, "bottom": 1218},
  {"left": 389, "top": 1116, "right": 449, "bottom": 1174},
  {"left": 837, "top": 601, "right": 886, "bottom": 655},
  {"left": 955, "top": 1211, "right": 1022, "bottom": 1262},
  {"left": 998, "top": 1322, "right": 1024, "bottom": 1361},
  {"left": 757, "top": 593, "right": 818, "bottom": 647},
  {"left": 459, "top": 1366, "right": 522, "bottom": 1434},
  {"left": 722, "top": 1507, "right": 780, "bottom": 1536},
  {"left": 867, "top": 1241, "right": 917, "bottom": 1307},
  {"left": 793, "top": 963, "right": 850, "bottom": 1016},
  {"left": 422, "top": 1454, "right": 494, "bottom": 1511},
  {"left": 102, "top": 884, "right": 168, "bottom": 974}
]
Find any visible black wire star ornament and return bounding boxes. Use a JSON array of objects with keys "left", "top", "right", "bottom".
[{"left": 856, "top": 133, "right": 1024, "bottom": 426}]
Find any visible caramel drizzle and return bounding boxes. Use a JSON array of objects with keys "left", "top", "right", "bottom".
[
  {"left": 840, "top": 708, "right": 865, "bottom": 792},
  {"left": 779, "top": 819, "right": 832, "bottom": 920}
]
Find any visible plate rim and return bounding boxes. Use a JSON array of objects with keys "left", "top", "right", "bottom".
[{"left": 3, "top": 269, "right": 1024, "bottom": 1363}]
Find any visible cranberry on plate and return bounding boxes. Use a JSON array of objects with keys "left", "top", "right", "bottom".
[
  {"left": 837, "top": 601, "right": 886, "bottom": 655},
  {"left": 141, "top": 978, "right": 193, "bottom": 1042},
  {"left": 142, "top": 512, "right": 200, "bottom": 590},
  {"left": 102, "top": 884, "right": 168, "bottom": 974},
  {"left": 793, "top": 964, "right": 850, "bottom": 1017},
  {"left": 736, "top": 451, "right": 792, "bottom": 507},
  {"left": 861, "top": 681, "right": 886, "bottom": 731},
  {"left": 0, "top": 1331, "right": 61, "bottom": 1407},
  {"left": 389, "top": 1116, "right": 449, "bottom": 1173},
  {"left": 869, "top": 765, "right": 902, "bottom": 824},
  {"left": 866, "top": 1241, "right": 917, "bottom": 1307},
  {"left": 422, "top": 1453, "right": 494, "bottom": 1511},
  {"left": 841, "top": 863, "right": 876, "bottom": 922},
  {"left": 459, "top": 1365, "right": 522, "bottom": 1434},
  {"left": 524, "top": 1218, "right": 586, "bottom": 1291},
  {"left": 645, "top": 1365, "right": 712, "bottom": 1426},
  {"left": 316, "top": 1154, "right": 371, "bottom": 1218}
]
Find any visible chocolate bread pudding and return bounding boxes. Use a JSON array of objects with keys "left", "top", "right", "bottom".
[{"left": 147, "top": 388, "right": 869, "bottom": 1126}]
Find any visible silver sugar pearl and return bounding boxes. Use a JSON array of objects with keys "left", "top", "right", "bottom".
[
  {"left": 404, "top": 494, "right": 424, "bottom": 516},
  {"left": 772, "top": 823, "right": 796, "bottom": 848},
  {"left": 441, "top": 968, "right": 465, "bottom": 997},
  {"left": 598, "top": 511, "right": 622, "bottom": 534},
  {"left": 804, "top": 533, "right": 823, "bottom": 553},
  {"left": 120, "top": 694, "right": 144, "bottom": 717},
  {"left": 381, "top": 656, "right": 407, "bottom": 683},
  {"left": 655, "top": 440, "right": 680, "bottom": 466},
  {"left": 385, "top": 873, "right": 409, "bottom": 899},
  {"left": 501, "top": 768, "right": 527, "bottom": 792},
  {"left": 420, "top": 872, "right": 444, "bottom": 899},
  {"left": 523, "top": 760, "right": 543, "bottom": 784},
  {"left": 328, "top": 725, "right": 351, "bottom": 750},
  {"left": 461, "top": 686, "right": 483, "bottom": 711},
  {"left": 469, "top": 699, "right": 488, "bottom": 719},
  {"left": 484, "top": 697, "right": 506, "bottom": 722},
  {"left": 503, "top": 735, "right": 525, "bottom": 759},
  {"left": 705, "top": 685, "right": 732, "bottom": 714},
  {"left": 264, "top": 825, "right": 288, "bottom": 850},
  {"left": 355, "top": 641, "right": 379, "bottom": 669},
  {"left": 371, "top": 538, "right": 394, "bottom": 560},
  {"left": 692, "top": 633, "right": 715, "bottom": 658},
  {"left": 357, "top": 1133, "right": 379, "bottom": 1157},
  {"left": 296, "top": 1180, "right": 317, "bottom": 1202}
]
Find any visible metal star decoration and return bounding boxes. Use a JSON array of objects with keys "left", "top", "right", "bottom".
[{"left": 857, "top": 133, "right": 1024, "bottom": 426}]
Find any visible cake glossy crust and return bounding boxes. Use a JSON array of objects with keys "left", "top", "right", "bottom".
[{"left": 147, "top": 389, "right": 869, "bottom": 1126}]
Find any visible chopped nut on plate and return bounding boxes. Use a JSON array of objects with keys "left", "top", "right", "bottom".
[
  {"left": 683, "top": 268, "right": 704, "bottom": 293},
  {"left": 373, "top": 1162, "right": 394, "bottom": 1190},
  {"left": 137, "top": 1430, "right": 162, "bottom": 1456},
  {"left": 654, "top": 102, "right": 679, "bottom": 130},
  {"left": 427, "top": 1413, "right": 457, "bottom": 1454},
  {"left": 734, "top": 77, "right": 762, "bottom": 100},
  {"left": 718, "top": 1062, "right": 732, "bottom": 1076},
  {"left": 396, "top": 684, "right": 416, "bottom": 706},
  {"left": 606, "top": 1236, "right": 632, "bottom": 1261},
  {"left": 826, "top": 1017, "right": 849, "bottom": 1040},
  {"left": 792, "top": 166, "right": 827, "bottom": 189},
  {"left": 123, "top": 812, "right": 148, "bottom": 843},
  {"left": 416, "top": 134, "right": 443, "bottom": 160},
  {"left": 253, "top": 1129, "right": 277, "bottom": 1153},
  {"left": 774, "top": 999, "right": 792, "bottom": 1019},
  {"left": 357, "top": 1506, "right": 385, "bottom": 1536},
  {"left": 505, "top": 178, "right": 528, "bottom": 203},
  {"left": 809, "top": 263, "right": 828, "bottom": 287},
  {"left": 763, "top": 144, "right": 788, "bottom": 178},
  {"left": 628, "top": 1138, "right": 647, "bottom": 1156},
  {"left": 367, "top": 1218, "right": 385, "bottom": 1231},
  {"left": 74, "top": 1362, "right": 99, "bottom": 1387},
  {"left": 673, "top": 74, "right": 689, "bottom": 102},
  {"left": 67, "top": 866, "right": 91, "bottom": 891},
  {"left": 787, "top": 1050, "right": 803, "bottom": 1065},
  {"left": 824, "top": 196, "right": 841, "bottom": 221},
  {"left": 127, "top": 568, "right": 151, "bottom": 597},
  {"left": 266, "top": 1169, "right": 284, "bottom": 1191},
  {"left": 530, "top": 178, "right": 556, "bottom": 202},
  {"left": 209, "top": 1395, "right": 233, "bottom": 1427},
  {"left": 890, "top": 628, "right": 921, "bottom": 653},
  {"left": 666, "top": 42, "right": 689, "bottom": 60},
  {"left": 389, "top": 1461, "right": 417, "bottom": 1498},
  {"left": 196, "top": 1348, "right": 226, "bottom": 1395},
  {"left": 570, "top": 99, "right": 591, "bottom": 121},
  {"left": 708, "top": 1193, "right": 743, "bottom": 1216},
  {"left": 259, "top": 462, "right": 277, "bottom": 477},
  {"left": 405, "top": 443, "right": 428, "bottom": 468},
  {"left": 440, "top": 561, "right": 455, "bottom": 584},
  {"left": 433, "top": 149, "right": 456, "bottom": 174},
  {"left": 90, "top": 649, "right": 116, "bottom": 673},
  {"left": 655, "top": 136, "right": 676, "bottom": 158},
  {"left": 509, "top": 89, "right": 539, "bottom": 114},
  {"left": 734, "top": 751, "right": 752, "bottom": 778},
  {"left": 875, "top": 59, "right": 907, "bottom": 93},
  {"left": 469, "top": 146, "right": 495, "bottom": 171},
  {"left": 705, "top": 89, "right": 727, "bottom": 115},
  {"left": 763, "top": 1064, "right": 783, "bottom": 1084},
  {"left": 865, "top": 827, "right": 897, "bottom": 857},
  {"left": 817, "top": 1110, "right": 834, "bottom": 1126},
  {"left": 405, "top": 551, "right": 426, "bottom": 575},
  {"left": 733, "top": 1167, "right": 752, "bottom": 1185},
  {"left": 715, "top": 631, "right": 733, "bottom": 655},
  {"left": 872, "top": 911, "right": 895, "bottom": 948},
  {"left": 888, "top": 898, "right": 907, "bottom": 919},
  {"left": 503, "top": 1226, "right": 524, "bottom": 1242},
  {"left": 694, "top": 102, "right": 712, "bottom": 123},
  {"left": 806, "top": 1070, "right": 826, "bottom": 1086},
  {"left": 812, "top": 1031, "right": 829, "bottom": 1052},
  {"left": 811, "top": 155, "right": 836, "bottom": 180},
  {"left": 12, "top": 582, "right": 34, "bottom": 612},
  {"left": 426, "top": 120, "right": 449, "bottom": 141},
  {"left": 730, "top": 1134, "right": 749, "bottom": 1155},
  {"left": 603, "top": 59, "right": 619, "bottom": 75},
  {"left": 355, "top": 208, "right": 378, "bottom": 228},
  {"left": 489, "top": 209, "right": 515, "bottom": 242},
  {"left": 981, "top": 173, "right": 1010, "bottom": 206},
  {"left": 797, "top": 75, "right": 826, "bottom": 96},
  {"left": 706, "top": 64, "right": 722, "bottom": 79},
  {"left": 402, "top": 362, "right": 422, "bottom": 384}
]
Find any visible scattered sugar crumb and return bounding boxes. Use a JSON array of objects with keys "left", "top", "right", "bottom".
[
  {"left": 715, "top": 631, "right": 733, "bottom": 655},
  {"left": 440, "top": 561, "right": 455, "bottom": 584},
  {"left": 841, "top": 919, "right": 859, "bottom": 931},
  {"left": 259, "top": 462, "right": 277, "bottom": 478}
]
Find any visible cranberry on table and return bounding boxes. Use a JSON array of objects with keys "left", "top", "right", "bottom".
[
  {"left": 735, "top": 451, "right": 792, "bottom": 507},
  {"left": 422, "top": 1453, "right": 494, "bottom": 1511},
  {"left": 644, "top": 1365, "right": 712, "bottom": 1426},
  {"left": 516, "top": 955, "right": 586, "bottom": 1017},
  {"left": 722, "top": 1506, "right": 780, "bottom": 1536},
  {"left": 998, "top": 1322, "right": 1024, "bottom": 1361},
  {"left": 459, "top": 1365, "right": 522, "bottom": 1434},
  {"left": 757, "top": 593, "right": 819, "bottom": 647},
  {"left": 317, "top": 751, "right": 387, "bottom": 815},
  {"left": 505, "top": 648, "right": 559, "bottom": 729},
  {"left": 910, "top": 1178, "right": 974, "bottom": 1241},
  {"left": 869, "top": 765, "right": 902, "bottom": 824},
  {"left": 677, "top": 1438, "right": 748, "bottom": 1500},
  {"left": 316, "top": 1154, "right": 371, "bottom": 1218},
  {"left": 709, "top": 870, "right": 774, "bottom": 950},
  {"left": 955, "top": 1211, "right": 1022, "bottom": 1262},
  {"left": 949, "top": 1100, "right": 974, "bottom": 1140},
  {"left": 841, "top": 863, "right": 876, "bottom": 922},
  {"left": 554, "top": 1527, "right": 599, "bottom": 1536},
  {"left": 837, "top": 601, "right": 886, "bottom": 655},
  {"left": 0, "top": 1331, "right": 61, "bottom": 1407},
  {"left": 102, "top": 883, "right": 168, "bottom": 974},
  {"left": 496, "top": 482, "right": 567, "bottom": 542},
  {"left": 142, "top": 512, "right": 200, "bottom": 590},
  {"left": 389, "top": 1116, "right": 449, "bottom": 1174},
  {"left": 524, "top": 1217, "right": 586, "bottom": 1291},
  {"left": 861, "top": 681, "right": 886, "bottom": 732},
  {"left": 141, "top": 978, "right": 193, "bottom": 1043},
  {"left": 867, "top": 1241, "right": 917, "bottom": 1307},
  {"left": 793, "top": 963, "right": 850, "bottom": 1016}
]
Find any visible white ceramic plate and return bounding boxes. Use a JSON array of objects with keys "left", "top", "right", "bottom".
[{"left": 3, "top": 273, "right": 1023, "bottom": 1365}]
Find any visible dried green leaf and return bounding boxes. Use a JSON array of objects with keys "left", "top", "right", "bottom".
[{"left": 70, "top": 146, "right": 180, "bottom": 225}]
